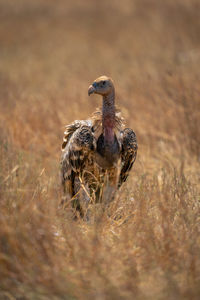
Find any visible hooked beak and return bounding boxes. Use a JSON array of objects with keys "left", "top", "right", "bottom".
[{"left": 88, "top": 84, "right": 96, "bottom": 96}]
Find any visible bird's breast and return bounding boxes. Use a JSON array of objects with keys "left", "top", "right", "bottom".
[{"left": 96, "top": 133, "right": 120, "bottom": 169}]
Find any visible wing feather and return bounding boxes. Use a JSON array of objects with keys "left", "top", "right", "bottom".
[
  {"left": 118, "top": 128, "right": 138, "bottom": 187},
  {"left": 61, "top": 121, "right": 95, "bottom": 199}
]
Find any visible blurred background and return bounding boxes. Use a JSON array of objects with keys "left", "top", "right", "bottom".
[{"left": 0, "top": 0, "right": 200, "bottom": 299}]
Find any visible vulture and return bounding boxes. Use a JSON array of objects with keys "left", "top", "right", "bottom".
[{"left": 60, "top": 76, "right": 137, "bottom": 215}]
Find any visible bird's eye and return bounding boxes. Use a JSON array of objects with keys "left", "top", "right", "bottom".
[{"left": 102, "top": 81, "right": 106, "bottom": 86}]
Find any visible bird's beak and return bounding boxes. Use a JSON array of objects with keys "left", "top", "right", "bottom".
[{"left": 88, "top": 85, "right": 96, "bottom": 96}]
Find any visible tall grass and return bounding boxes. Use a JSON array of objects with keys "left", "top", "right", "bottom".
[{"left": 0, "top": 0, "right": 200, "bottom": 299}]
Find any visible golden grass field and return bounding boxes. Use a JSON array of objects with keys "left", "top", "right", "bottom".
[{"left": 0, "top": 0, "right": 200, "bottom": 299}]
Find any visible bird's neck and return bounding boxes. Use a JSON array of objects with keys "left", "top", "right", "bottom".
[{"left": 102, "top": 88, "right": 115, "bottom": 143}]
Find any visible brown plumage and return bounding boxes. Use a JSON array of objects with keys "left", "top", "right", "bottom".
[{"left": 60, "top": 76, "right": 137, "bottom": 214}]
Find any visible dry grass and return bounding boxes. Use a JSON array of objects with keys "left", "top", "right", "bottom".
[{"left": 0, "top": 0, "right": 200, "bottom": 299}]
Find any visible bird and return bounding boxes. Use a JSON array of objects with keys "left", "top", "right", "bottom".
[{"left": 60, "top": 76, "right": 137, "bottom": 216}]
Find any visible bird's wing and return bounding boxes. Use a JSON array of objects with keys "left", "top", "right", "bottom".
[
  {"left": 118, "top": 128, "right": 138, "bottom": 187},
  {"left": 62, "top": 120, "right": 92, "bottom": 150},
  {"left": 61, "top": 120, "right": 95, "bottom": 197}
]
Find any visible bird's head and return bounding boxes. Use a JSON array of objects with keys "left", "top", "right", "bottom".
[{"left": 88, "top": 76, "right": 114, "bottom": 96}]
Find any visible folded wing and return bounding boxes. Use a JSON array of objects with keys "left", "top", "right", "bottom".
[
  {"left": 119, "top": 128, "right": 138, "bottom": 187},
  {"left": 61, "top": 121, "right": 95, "bottom": 199}
]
